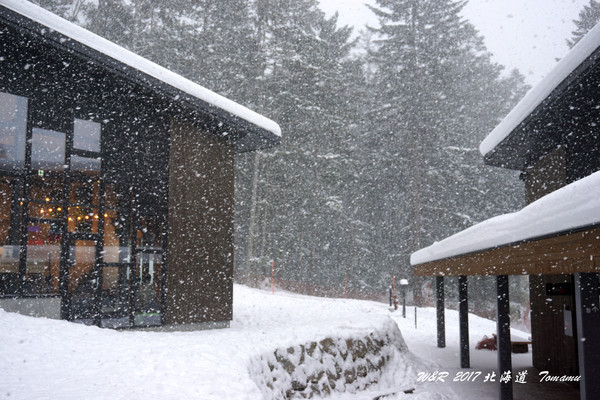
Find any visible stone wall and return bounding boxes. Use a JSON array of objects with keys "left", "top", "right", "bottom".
[{"left": 249, "top": 322, "right": 408, "bottom": 399}]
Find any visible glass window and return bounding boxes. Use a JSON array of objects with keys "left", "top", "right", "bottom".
[
  {"left": 71, "top": 155, "right": 101, "bottom": 173},
  {"left": 32, "top": 128, "right": 66, "bottom": 171},
  {"left": 68, "top": 240, "right": 96, "bottom": 320},
  {"left": 103, "top": 209, "right": 130, "bottom": 263},
  {"left": 0, "top": 177, "right": 19, "bottom": 294},
  {"left": 29, "top": 202, "right": 64, "bottom": 219},
  {"left": 25, "top": 222, "right": 61, "bottom": 295},
  {"left": 29, "top": 174, "right": 64, "bottom": 202},
  {"left": 136, "top": 216, "right": 165, "bottom": 249},
  {"left": 68, "top": 206, "right": 100, "bottom": 233},
  {"left": 74, "top": 119, "right": 100, "bottom": 152},
  {"left": 134, "top": 252, "right": 161, "bottom": 315},
  {"left": 0, "top": 92, "right": 27, "bottom": 170}
]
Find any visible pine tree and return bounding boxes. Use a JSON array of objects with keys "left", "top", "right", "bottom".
[
  {"left": 33, "top": 0, "right": 86, "bottom": 21},
  {"left": 366, "top": 0, "right": 527, "bottom": 302},
  {"left": 567, "top": 0, "right": 600, "bottom": 48},
  {"left": 238, "top": 0, "right": 369, "bottom": 289},
  {"left": 178, "top": 0, "right": 261, "bottom": 104}
]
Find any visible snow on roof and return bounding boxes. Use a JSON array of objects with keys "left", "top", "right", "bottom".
[
  {"left": 410, "top": 170, "right": 600, "bottom": 266},
  {"left": 479, "top": 21, "right": 600, "bottom": 157},
  {"left": 1, "top": 0, "right": 281, "bottom": 138}
]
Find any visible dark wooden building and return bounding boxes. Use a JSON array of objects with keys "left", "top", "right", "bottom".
[
  {"left": 0, "top": 1, "right": 280, "bottom": 328},
  {"left": 411, "top": 19, "right": 600, "bottom": 400}
]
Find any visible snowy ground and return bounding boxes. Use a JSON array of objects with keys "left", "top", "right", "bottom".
[{"left": 0, "top": 285, "right": 560, "bottom": 400}]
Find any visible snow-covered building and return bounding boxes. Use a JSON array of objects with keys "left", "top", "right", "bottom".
[
  {"left": 411, "top": 20, "right": 600, "bottom": 400},
  {"left": 0, "top": 1, "right": 280, "bottom": 328}
]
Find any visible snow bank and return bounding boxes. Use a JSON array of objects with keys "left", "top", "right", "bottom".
[
  {"left": 411, "top": 170, "right": 600, "bottom": 265},
  {"left": 1, "top": 0, "right": 281, "bottom": 138},
  {"left": 0, "top": 285, "right": 421, "bottom": 400}
]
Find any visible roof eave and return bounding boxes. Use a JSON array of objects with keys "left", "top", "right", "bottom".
[
  {"left": 481, "top": 23, "right": 600, "bottom": 170},
  {"left": 0, "top": 2, "right": 281, "bottom": 153}
]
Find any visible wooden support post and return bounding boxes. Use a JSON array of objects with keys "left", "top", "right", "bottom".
[
  {"left": 436, "top": 276, "right": 445, "bottom": 348},
  {"left": 574, "top": 273, "right": 600, "bottom": 400},
  {"left": 459, "top": 275, "right": 469, "bottom": 368},
  {"left": 496, "top": 275, "right": 512, "bottom": 400}
]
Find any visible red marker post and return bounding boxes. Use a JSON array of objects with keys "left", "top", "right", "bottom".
[
  {"left": 345, "top": 273, "right": 348, "bottom": 298},
  {"left": 393, "top": 275, "right": 398, "bottom": 310}
]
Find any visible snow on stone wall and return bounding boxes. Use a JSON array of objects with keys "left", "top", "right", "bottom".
[{"left": 248, "top": 319, "right": 410, "bottom": 399}]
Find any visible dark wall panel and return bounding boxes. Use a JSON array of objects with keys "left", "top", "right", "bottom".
[
  {"left": 165, "top": 119, "right": 234, "bottom": 324},
  {"left": 529, "top": 274, "right": 579, "bottom": 377}
]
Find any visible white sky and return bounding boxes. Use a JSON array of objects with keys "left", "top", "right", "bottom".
[{"left": 318, "top": 0, "right": 590, "bottom": 86}]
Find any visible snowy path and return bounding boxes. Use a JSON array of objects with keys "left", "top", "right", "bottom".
[{"left": 0, "top": 285, "right": 578, "bottom": 400}]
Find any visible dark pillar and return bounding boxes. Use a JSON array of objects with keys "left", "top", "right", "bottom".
[
  {"left": 574, "top": 273, "right": 600, "bottom": 400},
  {"left": 436, "top": 276, "right": 445, "bottom": 348},
  {"left": 496, "top": 275, "right": 512, "bottom": 400},
  {"left": 459, "top": 275, "right": 469, "bottom": 368}
]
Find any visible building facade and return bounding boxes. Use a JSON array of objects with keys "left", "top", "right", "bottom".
[
  {"left": 0, "top": 1, "right": 280, "bottom": 328},
  {"left": 411, "top": 18, "right": 600, "bottom": 400}
]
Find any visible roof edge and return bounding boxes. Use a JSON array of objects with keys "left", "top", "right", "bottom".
[
  {"left": 479, "top": 21, "right": 600, "bottom": 157},
  {"left": 410, "top": 170, "right": 600, "bottom": 266}
]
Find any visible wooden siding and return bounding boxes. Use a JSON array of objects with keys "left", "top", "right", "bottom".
[
  {"left": 413, "top": 226, "right": 600, "bottom": 277},
  {"left": 165, "top": 119, "right": 235, "bottom": 324},
  {"left": 524, "top": 148, "right": 566, "bottom": 204}
]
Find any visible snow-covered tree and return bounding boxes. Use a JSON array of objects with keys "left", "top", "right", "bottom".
[
  {"left": 366, "top": 0, "right": 527, "bottom": 303},
  {"left": 238, "top": 0, "right": 368, "bottom": 289},
  {"left": 567, "top": 0, "right": 600, "bottom": 48}
]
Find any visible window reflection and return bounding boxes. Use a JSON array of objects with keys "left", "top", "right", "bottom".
[
  {"left": 32, "top": 128, "right": 66, "bottom": 171},
  {"left": 0, "top": 92, "right": 27, "bottom": 170},
  {"left": 71, "top": 155, "right": 101, "bottom": 173},
  {"left": 74, "top": 119, "right": 100, "bottom": 152}
]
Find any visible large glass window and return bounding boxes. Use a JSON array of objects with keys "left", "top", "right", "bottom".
[
  {"left": 32, "top": 128, "right": 66, "bottom": 171},
  {"left": 0, "top": 93, "right": 144, "bottom": 325},
  {"left": 0, "top": 92, "right": 27, "bottom": 171}
]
